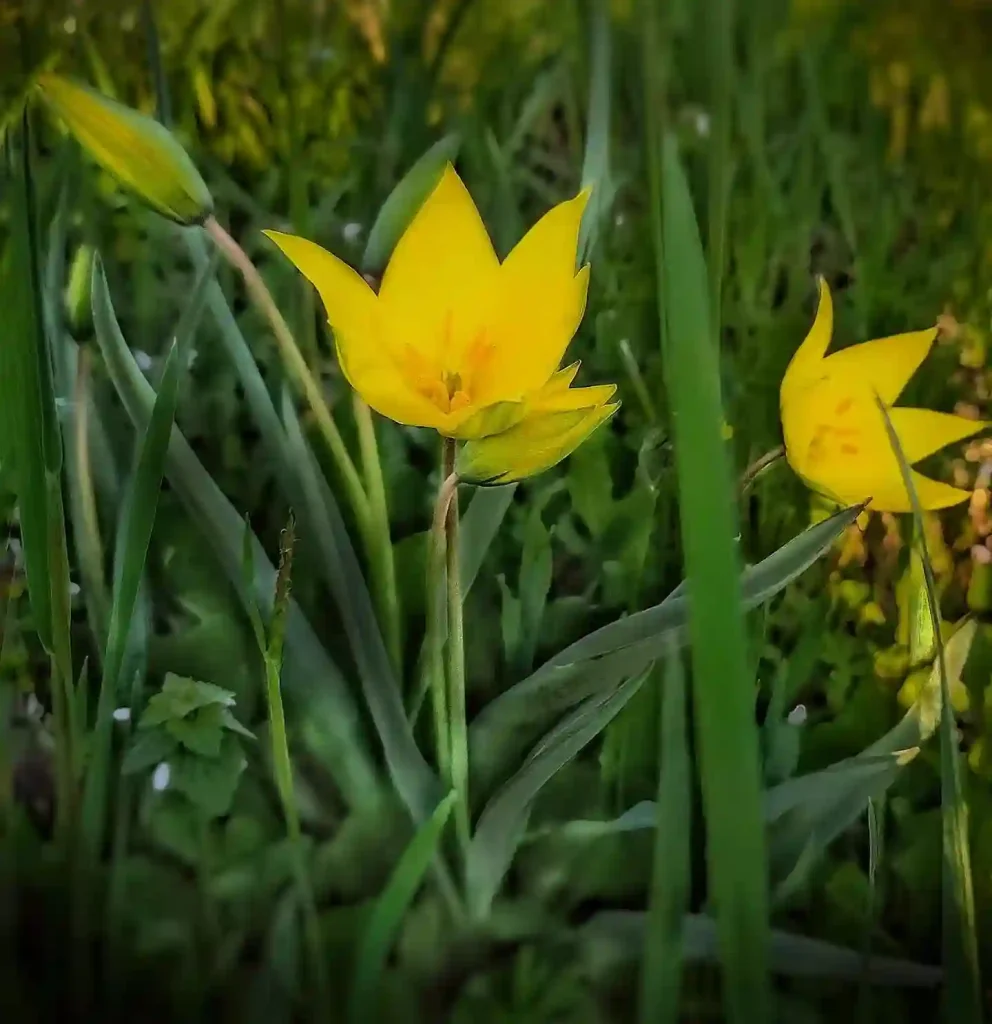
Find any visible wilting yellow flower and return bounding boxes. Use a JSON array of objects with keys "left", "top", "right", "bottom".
[
  {"left": 781, "top": 278, "right": 987, "bottom": 512},
  {"left": 264, "top": 165, "right": 618, "bottom": 484}
]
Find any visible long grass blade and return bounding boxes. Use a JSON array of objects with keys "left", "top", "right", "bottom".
[
  {"left": 875, "top": 397, "right": 982, "bottom": 1022},
  {"left": 639, "top": 642, "right": 691, "bottom": 1024},
  {"left": 80, "top": 250, "right": 217, "bottom": 857},
  {"left": 578, "top": 0, "right": 613, "bottom": 264},
  {"left": 641, "top": 0, "right": 770, "bottom": 1003},
  {"left": 348, "top": 791, "right": 457, "bottom": 1023}
]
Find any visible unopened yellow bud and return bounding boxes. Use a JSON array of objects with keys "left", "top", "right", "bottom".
[{"left": 36, "top": 73, "right": 212, "bottom": 226}]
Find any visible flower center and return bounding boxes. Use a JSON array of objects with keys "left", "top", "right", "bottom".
[
  {"left": 399, "top": 320, "right": 495, "bottom": 416},
  {"left": 806, "top": 395, "right": 863, "bottom": 466}
]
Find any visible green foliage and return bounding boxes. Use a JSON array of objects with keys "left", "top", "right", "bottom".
[{"left": 3, "top": 1, "right": 992, "bottom": 1021}]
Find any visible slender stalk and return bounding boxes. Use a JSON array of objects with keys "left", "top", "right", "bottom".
[
  {"left": 203, "top": 217, "right": 371, "bottom": 534},
  {"left": 353, "top": 395, "right": 402, "bottom": 674},
  {"left": 443, "top": 439, "right": 470, "bottom": 854},
  {"left": 266, "top": 519, "right": 329, "bottom": 1017},
  {"left": 739, "top": 444, "right": 784, "bottom": 496},
  {"left": 428, "top": 460, "right": 458, "bottom": 787}
]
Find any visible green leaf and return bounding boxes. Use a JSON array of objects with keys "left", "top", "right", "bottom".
[
  {"left": 650, "top": 115, "right": 769, "bottom": 1018},
  {"left": 640, "top": 645, "right": 691, "bottom": 1024},
  {"left": 348, "top": 791, "right": 457, "bottom": 1023},
  {"left": 122, "top": 727, "right": 179, "bottom": 775},
  {"left": 361, "top": 133, "right": 461, "bottom": 274},
  {"left": 140, "top": 674, "right": 237, "bottom": 727},
  {"left": 577, "top": 0, "right": 614, "bottom": 264},
  {"left": 460, "top": 485, "right": 516, "bottom": 597},
  {"left": 165, "top": 705, "right": 226, "bottom": 758},
  {"left": 0, "top": 114, "right": 76, "bottom": 836},
  {"left": 281, "top": 392, "right": 440, "bottom": 823},
  {"left": 580, "top": 911, "right": 941, "bottom": 988},
  {"left": 466, "top": 672, "right": 646, "bottom": 918},
  {"left": 876, "top": 397, "right": 983, "bottom": 1021},
  {"left": 170, "top": 732, "right": 247, "bottom": 819},
  {"left": 89, "top": 257, "right": 379, "bottom": 810},
  {"left": 81, "top": 250, "right": 217, "bottom": 857},
  {"left": 469, "top": 504, "right": 862, "bottom": 794}
]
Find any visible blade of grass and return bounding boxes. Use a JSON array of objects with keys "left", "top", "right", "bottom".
[
  {"left": 466, "top": 671, "right": 647, "bottom": 918},
  {"left": 89, "top": 256, "right": 380, "bottom": 810},
  {"left": 583, "top": 911, "right": 942, "bottom": 988},
  {"left": 875, "top": 397, "right": 982, "bottom": 1022},
  {"left": 80, "top": 250, "right": 218, "bottom": 859},
  {"left": 348, "top": 790, "right": 457, "bottom": 1023},
  {"left": 469, "top": 501, "right": 864, "bottom": 802},
  {"left": 281, "top": 390, "right": 441, "bottom": 822},
  {"left": 577, "top": 0, "right": 613, "bottom": 264},
  {"left": 0, "top": 115, "right": 76, "bottom": 839},
  {"left": 641, "top": 0, "right": 769, "bottom": 1009},
  {"left": 361, "top": 133, "right": 461, "bottom": 276},
  {"left": 706, "top": 0, "right": 734, "bottom": 328},
  {"left": 639, "top": 642, "right": 691, "bottom": 1024}
]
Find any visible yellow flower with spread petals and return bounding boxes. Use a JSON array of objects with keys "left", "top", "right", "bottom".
[
  {"left": 781, "top": 278, "right": 987, "bottom": 512},
  {"left": 264, "top": 165, "right": 618, "bottom": 484}
]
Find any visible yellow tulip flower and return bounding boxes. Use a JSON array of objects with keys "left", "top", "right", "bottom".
[
  {"left": 781, "top": 278, "right": 987, "bottom": 512},
  {"left": 264, "top": 165, "right": 618, "bottom": 484}
]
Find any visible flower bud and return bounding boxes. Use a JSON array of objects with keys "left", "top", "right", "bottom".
[{"left": 36, "top": 73, "right": 213, "bottom": 226}]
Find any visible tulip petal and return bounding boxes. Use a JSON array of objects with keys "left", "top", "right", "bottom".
[
  {"left": 863, "top": 471, "right": 973, "bottom": 514},
  {"left": 781, "top": 277, "right": 833, "bottom": 404},
  {"left": 888, "top": 407, "right": 988, "bottom": 464},
  {"left": 457, "top": 400, "right": 618, "bottom": 484},
  {"left": 475, "top": 191, "right": 591, "bottom": 405},
  {"left": 530, "top": 382, "right": 618, "bottom": 413},
  {"left": 822, "top": 328, "right": 936, "bottom": 405},
  {"left": 378, "top": 164, "right": 499, "bottom": 369},
  {"left": 263, "top": 230, "right": 445, "bottom": 427}
]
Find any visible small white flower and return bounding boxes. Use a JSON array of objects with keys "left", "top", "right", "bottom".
[
  {"left": 787, "top": 704, "right": 807, "bottom": 727},
  {"left": 694, "top": 111, "right": 711, "bottom": 137},
  {"left": 68, "top": 581, "right": 81, "bottom": 598},
  {"left": 112, "top": 707, "right": 132, "bottom": 723},
  {"left": 152, "top": 762, "right": 171, "bottom": 792},
  {"left": 342, "top": 222, "right": 363, "bottom": 243},
  {"left": 63, "top": 16, "right": 77, "bottom": 34},
  {"left": 25, "top": 694, "right": 42, "bottom": 719},
  {"left": 134, "top": 350, "right": 154, "bottom": 372}
]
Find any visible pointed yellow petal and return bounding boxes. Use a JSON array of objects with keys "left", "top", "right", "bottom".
[
  {"left": 263, "top": 229, "right": 445, "bottom": 428},
  {"left": 888, "top": 407, "right": 988, "bottom": 464},
  {"left": 545, "top": 361, "right": 581, "bottom": 393},
  {"left": 446, "top": 400, "right": 528, "bottom": 440},
  {"left": 475, "top": 190, "right": 591, "bottom": 405},
  {"left": 863, "top": 471, "right": 974, "bottom": 514},
  {"left": 530, "top": 382, "right": 617, "bottom": 413},
  {"left": 457, "top": 400, "right": 618, "bottom": 484},
  {"left": 822, "top": 328, "right": 936, "bottom": 405},
  {"left": 781, "top": 277, "right": 833, "bottom": 405},
  {"left": 378, "top": 164, "right": 499, "bottom": 368}
]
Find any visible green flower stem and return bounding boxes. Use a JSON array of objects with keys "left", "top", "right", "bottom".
[
  {"left": 428, "top": 460, "right": 458, "bottom": 788},
  {"left": 266, "top": 522, "right": 329, "bottom": 1019},
  {"left": 442, "top": 440, "right": 471, "bottom": 855},
  {"left": 353, "top": 394, "right": 403, "bottom": 675},
  {"left": 204, "top": 216, "right": 371, "bottom": 537}
]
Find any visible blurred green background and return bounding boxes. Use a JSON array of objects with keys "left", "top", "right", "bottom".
[{"left": 4, "top": 0, "right": 992, "bottom": 1021}]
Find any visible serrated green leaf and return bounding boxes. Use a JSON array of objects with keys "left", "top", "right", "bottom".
[
  {"left": 170, "top": 732, "right": 247, "bottom": 819},
  {"left": 122, "top": 727, "right": 180, "bottom": 775},
  {"left": 165, "top": 704, "right": 226, "bottom": 758}
]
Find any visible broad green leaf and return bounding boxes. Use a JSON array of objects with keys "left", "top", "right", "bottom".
[
  {"left": 170, "top": 732, "right": 247, "bottom": 818},
  {"left": 348, "top": 791, "right": 457, "bottom": 1023},
  {"left": 361, "top": 133, "right": 461, "bottom": 274}
]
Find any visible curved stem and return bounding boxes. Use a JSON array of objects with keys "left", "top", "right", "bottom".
[
  {"left": 204, "top": 216, "right": 371, "bottom": 533},
  {"left": 739, "top": 444, "right": 785, "bottom": 496}
]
